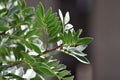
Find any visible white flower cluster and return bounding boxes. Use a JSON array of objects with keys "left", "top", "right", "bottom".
[
  {"left": 58, "top": 9, "right": 74, "bottom": 32},
  {"left": 57, "top": 9, "right": 74, "bottom": 47}
]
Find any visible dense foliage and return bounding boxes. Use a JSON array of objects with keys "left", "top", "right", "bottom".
[{"left": 0, "top": 0, "right": 93, "bottom": 80}]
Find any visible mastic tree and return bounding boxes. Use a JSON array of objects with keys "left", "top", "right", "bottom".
[{"left": 0, "top": 0, "right": 93, "bottom": 80}]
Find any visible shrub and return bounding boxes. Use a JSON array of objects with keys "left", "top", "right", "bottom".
[{"left": 0, "top": 0, "right": 93, "bottom": 80}]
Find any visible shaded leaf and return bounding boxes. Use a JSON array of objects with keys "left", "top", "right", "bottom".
[
  {"left": 5, "top": 73, "right": 24, "bottom": 80},
  {"left": 63, "top": 76, "right": 74, "bottom": 80},
  {"left": 70, "top": 54, "right": 90, "bottom": 64},
  {"left": 58, "top": 70, "right": 71, "bottom": 78},
  {"left": 77, "top": 37, "right": 93, "bottom": 45},
  {"left": 0, "top": 26, "right": 9, "bottom": 31},
  {"left": 34, "top": 66, "right": 54, "bottom": 76}
]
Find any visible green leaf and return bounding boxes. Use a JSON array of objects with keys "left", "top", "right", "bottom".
[
  {"left": 31, "top": 43, "right": 41, "bottom": 55},
  {"left": 48, "top": 21, "right": 60, "bottom": 37},
  {"left": 75, "top": 29, "right": 83, "bottom": 38},
  {"left": 21, "top": 39, "right": 32, "bottom": 49},
  {"left": 22, "top": 39, "right": 41, "bottom": 55},
  {"left": 46, "top": 13, "right": 57, "bottom": 25},
  {"left": 36, "top": 3, "right": 60, "bottom": 38},
  {"left": 31, "top": 75, "right": 45, "bottom": 80},
  {"left": 47, "top": 60, "right": 59, "bottom": 67},
  {"left": 77, "top": 37, "right": 93, "bottom": 45},
  {"left": 62, "top": 31, "right": 73, "bottom": 45},
  {"left": 63, "top": 76, "right": 74, "bottom": 80},
  {"left": 0, "top": 8, "right": 8, "bottom": 16},
  {"left": 23, "top": 7, "right": 34, "bottom": 14},
  {"left": 58, "top": 70, "right": 71, "bottom": 78},
  {"left": 13, "top": 13, "right": 20, "bottom": 22},
  {"left": 36, "top": 2, "right": 45, "bottom": 19},
  {"left": 0, "top": 26, "right": 9, "bottom": 31},
  {"left": 22, "top": 53, "right": 36, "bottom": 64},
  {"left": 12, "top": 43, "right": 25, "bottom": 60},
  {"left": 0, "top": 76, "right": 3, "bottom": 80},
  {"left": 18, "top": 0, "right": 26, "bottom": 9},
  {"left": 0, "top": 47, "right": 10, "bottom": 59},
  {"left": 17, "top": 28, "right": 27, "bottom": 36},
  {"left": 0, "top": 65, "right": 8, "bottom": 72},
  {"left": 45, "top": 7, "right": 52, "bottom": 19},
  {"left": 34, "top": 66, "right": 55, "bottom": 76},
  {"left": 55, "top": 64, "right": 66, "bottom": 71},
  {"left": 73, "top": 29, "right": 83, "bottom": 42},
  {"left": 49, "top": 36, "right": 60, "bottom": 43},
  {"left": 5, "top": 73, "right": 24, "bottom": 80},
  {"left": 24, "top": 29, "right": 40, "bottom": 38}
]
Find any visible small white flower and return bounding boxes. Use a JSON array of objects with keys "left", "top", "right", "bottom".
[
  {"left": 64, "top": 12, "right": 70, "bottom": 24},
  {"left": 15, "top": 67, "right": 24, "bottom": 77},
  {"left": 58, "top": 9, "right": 74, "bottom": 33},
  {"left": 65, "top": 24, "right": 73, "bottom": 30},
  {"left": 58, "top": 9, "right": 70, "bottom": 25},
  {"left": 58, "top": 9, "right": 64, "bottom": 23},
  {"left": 21, "top": 25, "right": 28, "bottom": 30},
  {"left": 23, "top": 69, "right": 36, "bottom": 80}
]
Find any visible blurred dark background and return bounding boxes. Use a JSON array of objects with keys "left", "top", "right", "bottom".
[{"left": 26, "top": 0, "right": 120, "bottom": 80}]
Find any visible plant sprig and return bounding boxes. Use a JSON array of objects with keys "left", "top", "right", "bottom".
[{"left": 0, "top": 0, "right": 93, "bottom": 80}]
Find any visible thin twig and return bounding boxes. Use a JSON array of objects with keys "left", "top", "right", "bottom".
[
  {"left": 7, "top": 61, "right": 24, "bottom": 68},
  {"left": 35, "top": 43, "right": 63, "bottom": 57},
  {"left": 43, "top": 43, "right": 63, "bottom": 54}
]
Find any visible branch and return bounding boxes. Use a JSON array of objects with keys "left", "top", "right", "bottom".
[
  {"left": 35, "top": 44, "right": 63, "bottom": 58},
  {"left": 6, "top": 61, "right": 24, "bottom": 68},
  {"left": 43, "top": 43, "right": 63, "bottom": 54}
]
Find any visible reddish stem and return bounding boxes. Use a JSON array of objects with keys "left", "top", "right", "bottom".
[{"left": 43, "top": 43, "right": 63, "bottom": 54}]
